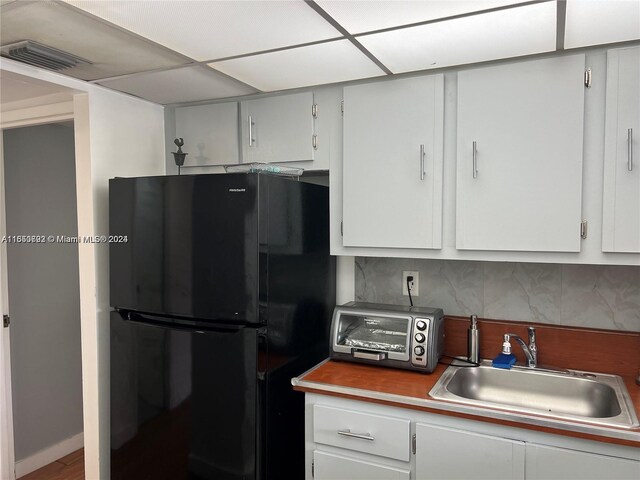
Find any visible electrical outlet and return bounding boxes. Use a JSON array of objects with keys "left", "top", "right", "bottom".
[{"left": 402, "top": 271, "right": 419, "bottom": 296}]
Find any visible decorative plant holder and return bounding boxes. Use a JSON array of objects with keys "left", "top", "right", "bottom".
[{"left": 172, "top": 138, "right": 188, "bottom": 174}]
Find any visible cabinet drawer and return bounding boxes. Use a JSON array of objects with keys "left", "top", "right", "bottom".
[
  {"left": 314, "top": 451, "right": 411, "bottom": 480},
  {"left": 313, "top": 404, "right": 410, "bottom": 461}
]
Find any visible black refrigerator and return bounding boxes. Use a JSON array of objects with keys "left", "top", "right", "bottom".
[{"left": 109, "top": 173, "right": 335, "bottom": 480}]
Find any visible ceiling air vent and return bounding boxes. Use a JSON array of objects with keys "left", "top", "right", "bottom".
[{"left": 0, "top": 40, "right": 91, "bottom": 71}]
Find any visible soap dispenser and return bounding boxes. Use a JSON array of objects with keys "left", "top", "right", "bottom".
[{"left": 467, "top": 315, "right": 480, "bottom": 364}]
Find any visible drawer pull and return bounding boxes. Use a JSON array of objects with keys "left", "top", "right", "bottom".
[
  {"left": 337, "top": 429, "right": 375, "bottom": 441},
  {"left": 248, "top": 115, "right": 255, "bottom": 147},
  {"left": 472, "top": 140, "right": 478, "bottom": 179},
  {"left": 628, "top": 128, "right": 634, "bottom": 171}
]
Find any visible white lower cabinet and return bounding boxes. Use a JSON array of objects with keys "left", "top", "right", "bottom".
[
  {"left": 314, "top": 451, "right": 411, "bottom": 480},
  {"left": 310, "top": 402, "right": 412, "bottom": 480},
  {"left": 306, "top": 394, "right": 639, "bottom": 480},
  {"left": 415, "top": 423, "right": 525, "bottom": 480},
  {"left": 525, "top": 443, "right": 640, "bottom": 480},
  {"left": 313, "top": 405, "right": 411, "bottom": 461}
]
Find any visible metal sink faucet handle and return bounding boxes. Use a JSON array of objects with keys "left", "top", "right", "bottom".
[{"left": 503, "top": 327, "right": 537, "bottom": 368}]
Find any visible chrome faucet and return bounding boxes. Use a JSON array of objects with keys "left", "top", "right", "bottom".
[{"left": 503, "top": 327, "right": 537, "bottom": 368}]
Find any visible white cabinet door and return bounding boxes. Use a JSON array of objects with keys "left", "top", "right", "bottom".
[
  {"left": 415, "top": 423, "right": 525, "bottom": 480},
  {"left": 313, "top": 451, "right": 410, "bottom": 480},
  {"left": 602, "top": 46, "right": 640, "bottom": 253},
  {"left": 175, "top": 102, "right": 239, "bottom": 166},
  {"left": 456, "top": 55, "right": 586, "bottom": 252},
  {"left": 342, "top": 75, "right": 444, "bottom": 248},
  {"left": 526, "top": 443, "right": 640, "bottom": 480},
  {"left": 240, "top": 92, "right": 315, "bottom": 164}
]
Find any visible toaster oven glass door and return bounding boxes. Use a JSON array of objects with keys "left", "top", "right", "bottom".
[{"left": 334, "top": 313, "right": 411, "bottom": 361}]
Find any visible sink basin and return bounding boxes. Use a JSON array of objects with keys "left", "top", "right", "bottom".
[{"left": 429, "top": 361, "right": 638, "bottom": 429}]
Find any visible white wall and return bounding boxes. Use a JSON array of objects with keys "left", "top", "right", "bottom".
[
  {"left": 75, "top": 90, "right": 164, "bottom": 479},
  {"left": 1, "top": 59, "right": 166, "bottom": 479}
]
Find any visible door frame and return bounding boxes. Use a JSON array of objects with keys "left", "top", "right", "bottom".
[
  {"left": 0, "top": 130, "right": 15, "bottom": 480},
  {"left": 0, "top": 101, "right": 75, "bottom": 480}
]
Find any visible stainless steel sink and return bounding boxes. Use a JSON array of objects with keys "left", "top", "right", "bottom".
[{"left": 429, "top": 361, "right": 639, "bottom": 429}]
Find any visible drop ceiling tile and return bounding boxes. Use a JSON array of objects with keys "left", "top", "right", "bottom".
[
  {"left": 209, "top": 39, "right": 384, "bottom": 91},
  {"left": 98, "top": 66, "right": 257, "bottom": 105},
  {"left": 565, "top": 0, "right": 640, "bottom": 49},
  {"left": 317, "top": 0, "right": 526, "bottom": 34},
  {"left": 64, "top": 0, "right": 342, "bottom": 61},
  {"left": 0, "top": 0, "right": 189, "bottom": 81},
  {"left": 358, "top": 2, "right": 556, "bottom": 74}
]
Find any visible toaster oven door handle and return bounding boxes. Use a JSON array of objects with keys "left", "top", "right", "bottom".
[
  {"left": 337, "top": 430, "right": 375, "bottom": 441},
  {"left": 353, "top": 351, "right": 387, "bottom": 361}
]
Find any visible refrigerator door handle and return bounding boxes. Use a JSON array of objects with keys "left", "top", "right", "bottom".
[
  {"left": 119, "top": 310, "right": 246, "bottom": 333},
  {"left": 257, "top": 330, "right": 268, "bottom": 380}
]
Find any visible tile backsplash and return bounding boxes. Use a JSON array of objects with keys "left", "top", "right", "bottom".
[{"left": 355, "top": 258, "right": 640, "bottom": 332}]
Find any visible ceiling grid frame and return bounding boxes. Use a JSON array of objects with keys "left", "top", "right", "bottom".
[{"left": 1, "top": 0, "right": 638, "bottom": 104}]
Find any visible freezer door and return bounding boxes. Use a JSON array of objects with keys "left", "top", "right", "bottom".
[
  {"left": 109, "top": 174, "right": 261, "bottom": 323},
  {"left": 110, "top": 311, "right": 263, "bottom": 480}
]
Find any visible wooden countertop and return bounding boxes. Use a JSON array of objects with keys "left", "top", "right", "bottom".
[{"left": 293, "top": 359, "right": 640, "bottom": 448}]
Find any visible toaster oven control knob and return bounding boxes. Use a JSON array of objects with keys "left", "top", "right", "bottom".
[
  {"left": 415, "top": 333, "right": 426, "bottom": 343},
  {"left": 416, "top": 320, "right": 427, "bottom": 331},
  {"left": 414, "top": 345, "right": 425, "bottom": 356}
]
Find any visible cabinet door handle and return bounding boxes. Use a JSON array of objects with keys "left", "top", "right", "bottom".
[
  {"left": 337, "top": 430, "right": 375, "bottom": 441},
  {"left": 420, "top": 144, "right": 426, "bottom": 180},
  {"left": 248, "top": 115, "right": 255, "bottom": 147},
  {"left": 628, "top": 128, "right": 634, "bottom": 171},
  {"left": 472, "top": 141, "right": 478, "bottom": 179}
]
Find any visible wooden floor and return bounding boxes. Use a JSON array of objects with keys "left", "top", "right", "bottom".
[{"left": 20, "top": 449, "right": 84, "bottom": 480}]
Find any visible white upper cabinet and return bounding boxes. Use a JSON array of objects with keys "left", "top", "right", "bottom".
[
  {"left": 342, "top": 75, "right": 444, "bottom": 248},
  {"left": 602, "top": 46, "right": 640, "bottom": 253},
  {"left": 240, "top": 91, "right": 316, "bottom": 164},
  {"left": 456, "top": 54, "right": 586, "bottom": 252},
  {"left": 175, "top": 102, "right": 239, "bottom": 166}
]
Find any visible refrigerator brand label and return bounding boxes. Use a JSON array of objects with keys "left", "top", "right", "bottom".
[{"left": 229, "top": 188, "right": 246, "bottom": 192}]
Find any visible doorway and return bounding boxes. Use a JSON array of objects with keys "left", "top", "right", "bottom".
[{"left": 1, "top": 123, "right": 83, "bottom": 478}]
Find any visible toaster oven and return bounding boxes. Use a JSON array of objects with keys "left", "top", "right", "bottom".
[{"left": 330, "top": 302, "right": 445, "bottom": 373}]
